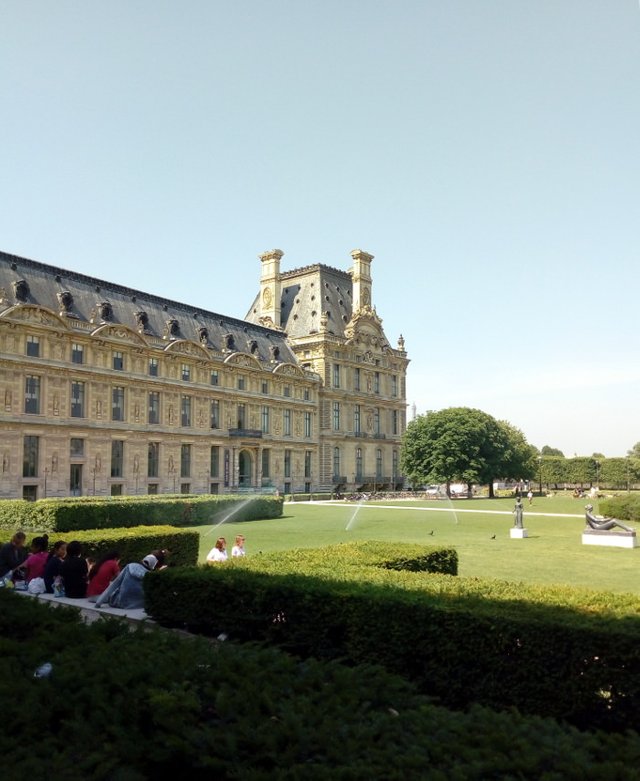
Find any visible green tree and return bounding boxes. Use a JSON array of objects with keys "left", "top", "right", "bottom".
[
  {"left": 541, "top": 445, "right": 565, "bottom": 457},
  {"left": 627, "top": 442, "right": 640, "bottom": 459},
  {"left": 401, "top": 408, "right": 536, "bottom": 498}
]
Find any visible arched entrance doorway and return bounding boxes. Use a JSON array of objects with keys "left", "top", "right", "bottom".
[{"left": 238, "top": 450, "right": 253, "bottom": 488}]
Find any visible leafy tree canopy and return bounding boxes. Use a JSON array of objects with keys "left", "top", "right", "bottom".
[
  {"left": 627, "top": 442, "right": 640, "bottom": 459},
  {"left": 541, "top": 445, "right": 565, "bottom": 457},
  {"left": 401, "top": 407, "right": 537, "bottom": 497}
]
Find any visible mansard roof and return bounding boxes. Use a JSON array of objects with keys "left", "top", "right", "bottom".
[
  {"left": 246, "top": 262, "right": 355, "bottom": 339},
  {"left": 0, "top": 250, "right": 298, "bottom": 365}
]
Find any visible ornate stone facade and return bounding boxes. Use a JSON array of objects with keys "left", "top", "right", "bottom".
[{"left": 0, "top": 247, "right": 407, "bottom": 499}]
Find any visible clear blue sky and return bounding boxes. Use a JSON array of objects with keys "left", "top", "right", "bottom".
[{"left": 2, "top": 1, "right": 639, "bottom": 457}]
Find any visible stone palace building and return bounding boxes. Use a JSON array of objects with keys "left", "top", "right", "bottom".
[{"left": 0, "top": 247, "right": 408, "bottom": 499}]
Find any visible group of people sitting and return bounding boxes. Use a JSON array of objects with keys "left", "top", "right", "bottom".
[{"left": 0, "top": 531, "right": 167, "bottom": 610}]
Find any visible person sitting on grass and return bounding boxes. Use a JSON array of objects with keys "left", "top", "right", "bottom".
[
  {"left": 95, "top": 553, "right": 159, "bottom": 610},
  {"left": 60, "top": 540, "right": 88, "bottom": 598},
  {"left": 86, "top": 551, "right": 121, "bottom": 601},
  {"left": 206, "top": 537, "right": 227, "bottom": 563}
]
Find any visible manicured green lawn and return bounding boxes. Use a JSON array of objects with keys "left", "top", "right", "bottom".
[{"left": 187, "top": 493, "right": 640, "bottom": 596}]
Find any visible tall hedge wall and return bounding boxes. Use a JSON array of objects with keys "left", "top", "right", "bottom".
[
  {"left": 144, "top": 542, "right": 640, "bottom": 732},
  {"left": 0, "top": 494, "right": 283, "bottom": 533}
]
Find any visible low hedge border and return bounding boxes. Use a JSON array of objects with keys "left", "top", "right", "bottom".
[
  {"left": 0, "top": 495, "right": 283, "bottom": 533},
  {"left": 600, "top": 494, "right": 640, "bottom": 522},
  {"left": 0, "top": 526, "right": 198, "bottom": 568},
  {"left": 144, "top": 542, "right": 640, "bottom": 732},
  {"left": 2, "top": 590, "right": 640, "bottom": 779}
]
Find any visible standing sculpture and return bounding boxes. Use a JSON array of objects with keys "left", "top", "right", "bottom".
[{"left": 513, "top": 497, "right": 524, "bottom": 529}]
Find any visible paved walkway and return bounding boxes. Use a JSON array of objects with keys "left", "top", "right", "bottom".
[{"left": 308, "top": 501, "right": 584, "bottom": 519}]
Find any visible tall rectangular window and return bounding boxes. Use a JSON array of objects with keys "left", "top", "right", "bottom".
[
  {"left": 354, "top": 404, "right": 361, "bottom": 434},
  {"left": 261, "top": 381, "right": 269, "bottom": 394},
  {"left": 261, "top": 405, "right": 270, "bottom": 434},
  {"left": 112, "top": 386, "right": 125, "bottom": 421},
  {"left": 148, "top": 357, "right": 158, "bottom": 377},
  {"left": 210, "top": 370, "right": 219, "bottom": 386},
  {"left": 304, "top": 411, "right": 312, "bottom": 438},
  {"left": 237, "top": 403, "right": 246, "bottom": 429},
  {"left": 237, "top": 375, "right": 245, "bottom": 390},
  {"left": 111, "top": 440, "right": 124, "bottom": 478},
  {"left": 148, "top": 392, "right": 160, "bottom": 424},
  {"left": 113, "top": 351, "right": 124, "bottom": 371},
  {"left": 24, "top": 375, "right": 40, "bottom": 414},
  {"left": 392, "top": 410, "right": 399, "bottom": 436},
  {"left": 284, "top": 449, "right": 291, "bottom": 478},
  {"left": 70, "top": 438, "right": 84, "bottom": 457},
  {"left": 210, "top": 399, "right": 220, "bottom": 429},
  {"left": 356, "top": 447, "right": 363, "bottom": 481},
  {"left": 71, "top": 343, "right": 84, "bottom": 364},
  {"left": 374, "top": 371, "right": 380, "bottom": 394},
  {"left": 304, "top": 450, "right": 312, "bottom": 479},
  {"left": 303, "top": 388, "right": 310, "bottom": 401},
  {"left": 181, "top": 444, "right": 191, "bottom": 478},
  {"left": 376, "top": 449, "right": 383, "bottom": 479},
  {"left": 148, "top": 442, "right": 159, "bottom": 478},
  {"left": 283, "top": 385, "right": 291, "bottom": 398},
  {"left": 210, "top": 446, "right": 220, "bottom": 478},
  {"left": 374, "top": 407, "right": 380, "bottom": 435},
  {"left": 262, "top": 449, "right": 270, "bottom": 479},
  {"left": 391, "top": 375, "right": 398, "bottom": 398},
  {"left": 23, "top": 435, "right": 39, "bottom": 477},
  {"left": 181, "top": 396, "right": 191, "bottom": 427},
  {"left": 181, "top": 364, "right": 191, "bottom": 382},
  {"left": 26, "top": 335, "right": 40, "bottom": 357},
  {"left": 333, "top": 364, "right": 341, "bottom": 389},
  {"left": 333, "top": 447, "right": 340, "bottom": 480},
  {"left": 70, "top": 381, "right": 85, "bottom": 418},
  {"left": 333, "top": 402, "right": 340, "bottom": 431},
  {"left": 283, "top": 409, "right": 292, "bottom": 436},
  {"left": 354, "top": 367, "right": 360, "bottom": 391},
  {"left": 393, "top": 450, "right": 399, "bottom": 485}
]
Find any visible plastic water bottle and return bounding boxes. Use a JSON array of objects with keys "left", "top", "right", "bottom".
[
  {"left": 34, "top": 662, "right": 52, "bottom": 678},
  {"left": 53, "top": 577, "right": 64, "bottom": 597}
]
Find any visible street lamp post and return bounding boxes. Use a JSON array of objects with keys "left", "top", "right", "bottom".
[{"left": 538, "top": 456, "right": 543, "bottom": 496}]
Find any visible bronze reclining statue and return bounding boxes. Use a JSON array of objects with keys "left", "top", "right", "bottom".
[{"left": 584, "top": 504, "right": 635, "bottom": 533}]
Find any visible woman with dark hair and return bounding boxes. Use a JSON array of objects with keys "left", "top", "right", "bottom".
[
  {"left": 0, "top": 531, "right": 27, "bottom": 579},
  {"left": 87, "top": 551, "right": 120, "bottom": 601},
  {"left": 16, "top": 535, "right": 49, "bottom": 583},
  {"left": 60, "top": 540, "right": 88, "bottom": 598},
  {"left": 43, "top": 541, "right": 67, "bottom": 593}
]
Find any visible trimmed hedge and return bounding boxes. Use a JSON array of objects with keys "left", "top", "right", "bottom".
[
  {"left": 0, "top": 494, "right": 283, "bottom": 532},
  {"left": 144, "top": 542, "right": 640, "bottom": 732},
  {"left": 600, "top": 494, "right": 640, "bottom": 522},
  {"left": 2, "top": 590, "right": 640, "bottom": 779},
  {"left": 0, "top": 526, "right": 198, "bottom": 568}
]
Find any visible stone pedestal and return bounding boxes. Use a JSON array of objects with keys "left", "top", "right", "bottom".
[
  {"left": 510, "top": 527, "right": 528, "bottom": 539},
  {"left": 582, "top": 529, "right": 638, "bottom": 548}
]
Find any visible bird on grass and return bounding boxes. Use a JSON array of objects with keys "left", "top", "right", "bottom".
[
  {"left": 428, "top": 530, "right": 434, "bottom": 536},
  {"left": 490, "top": 534, "right": 496, "bottom": 539}
]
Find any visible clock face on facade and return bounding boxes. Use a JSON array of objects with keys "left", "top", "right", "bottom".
[{"left": 263, "top": 287, "right": 272, "bottom": 307}]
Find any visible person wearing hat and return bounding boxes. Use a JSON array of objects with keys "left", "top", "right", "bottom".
[{"left": 95, "top": 553, "right": 159, "bottom": 610}]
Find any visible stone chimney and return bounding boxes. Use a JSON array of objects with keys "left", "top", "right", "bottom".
[
  {"left": 259, "top": 249, "right": 283, "bottom": 328},
  {"left": 350, "top": 249, "right": 374, "bottom": 312}
]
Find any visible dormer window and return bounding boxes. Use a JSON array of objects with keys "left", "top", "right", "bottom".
[
  {"left": 99, "top": 302, "right": 113, "bottom": 322},
  {"left": 13, "top": 279, "right": 29, "bottom": 302}
]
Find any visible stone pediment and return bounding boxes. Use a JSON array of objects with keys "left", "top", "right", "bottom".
[
  {"left": 224, "top": 352, "right": 262, "bottom": 370},
  {"left": 272, "top": 362, "right": 305, "bottom": 378},
  {"left": 1, "top": 304, "right": 70, "bottom": 330},
  {"left": 91, "top": 323, "right": 149, "bottom": 347},
  {"left": 344, "top": 306, "right": 389, "bottom": 348},
  {"left": 163, "top": 339, "right": 211, "bottom": 359}
]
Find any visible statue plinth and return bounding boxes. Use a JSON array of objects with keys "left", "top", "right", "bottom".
[
  {"left": 510, "top": 528, "right": 528, "bottom": 539},
  {"left": 582, "top": 529, "right": 638, "bottom": 548}
]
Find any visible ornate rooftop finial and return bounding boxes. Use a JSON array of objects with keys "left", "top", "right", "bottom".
[{"left": 397, "top": 334, "right": 405, "bottom": 352}]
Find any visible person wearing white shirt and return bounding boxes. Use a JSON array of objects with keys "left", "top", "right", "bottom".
[{"left": 206, "top": 537, "right": 227, "bottom": 563}]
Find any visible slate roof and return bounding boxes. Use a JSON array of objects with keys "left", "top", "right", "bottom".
[
  {"left": 0, "top": 250, "right": 298, "bottom": 364},
  {"left": 246, "top": 263, "right": 354, "bottom": 339}
]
